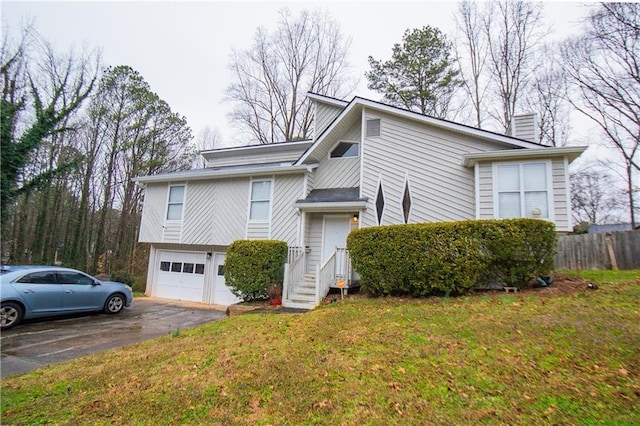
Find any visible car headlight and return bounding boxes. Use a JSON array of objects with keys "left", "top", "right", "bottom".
[{"left": 125, "top": 285, "right": 133, "bottom": 293}]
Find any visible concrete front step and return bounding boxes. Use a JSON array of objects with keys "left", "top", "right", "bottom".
[
  {"left": 287, "top": 292, "right": 315, "bottom": 302},
  {"left": 283, "top": 299, "right": 317, "bottom": 309}
]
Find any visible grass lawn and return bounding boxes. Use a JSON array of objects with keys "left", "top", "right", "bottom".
[{"left": 2, "top": 270, "right": 639, "bottom": 425}]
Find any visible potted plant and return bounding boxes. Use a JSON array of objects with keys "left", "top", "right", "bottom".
[{"left": 266, "top": 283, "right": 282, "bottom": 306}]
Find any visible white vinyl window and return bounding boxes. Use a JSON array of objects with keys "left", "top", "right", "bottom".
[
  {"left": 496, "top": 162, "right": 550, "bottom": 219},
  {"left": 166, "top": 185, "right": 185, "bottom": 221},
  {"left": 249, "top": 180, "right": 272, "bottom": 221}
]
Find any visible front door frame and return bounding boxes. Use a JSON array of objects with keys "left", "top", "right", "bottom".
[{"left": 321, "top": 214, "right": 351, "bottom": 265}]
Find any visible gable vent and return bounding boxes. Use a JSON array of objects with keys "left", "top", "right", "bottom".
[{"left": 366, "top": 119, "right": 381, "bottom": 137}]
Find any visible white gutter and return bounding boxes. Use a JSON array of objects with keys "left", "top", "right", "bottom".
[
  {"left": 462, "top": 146, "right": 587, "bottom": 167},
  {"left": 293, "top": 201, "right": 368, "bottom": 212},
  {"left": 133, "top": 163, "right": 318, "bottom": 184}
]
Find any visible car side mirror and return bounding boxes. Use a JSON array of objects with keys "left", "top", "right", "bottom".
[{"left": 92, "top": 280, "right": 101, "bottom": 286}]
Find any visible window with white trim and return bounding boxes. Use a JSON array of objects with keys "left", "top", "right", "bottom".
[
  {"left": 249, "top": 180, "right": 272, "bottom": 221},
  {"left": 166, "top": 185, "right": 185, "bottom": 220},
  {"left": 496, "top": 162, "right": 550, "bottom": 219}
]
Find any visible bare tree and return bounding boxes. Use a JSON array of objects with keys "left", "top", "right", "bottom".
[
  {"left": 455, "top": 0, "right": 490, "bottom": 128},
  {"left": 193, "top": 126, "right": 223, "bottom": 168},
  {"left": 226, "top": 8, "right": 356, "bottom": 144},
  {"left": 526, "top": 44, "right": 570, "bottom": 147},
  {"left": 561, "top": 3, "right": 640, "bottom": 227},
  {"left": 483, "top": 0, "right": 547, "bottom": 132},
  {"left": 571, "top": 167, "right": 624, "bottom": 225},
  {"left": 1, "top": 27, "right": 100, "bottom": 263}
]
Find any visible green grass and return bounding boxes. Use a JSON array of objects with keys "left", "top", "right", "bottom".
[
  {"left": 559, "top": 268, "right": 640, "bottom": 282},
  {"left": 2, "top": 270, "right": 639, "bottom": 425}
]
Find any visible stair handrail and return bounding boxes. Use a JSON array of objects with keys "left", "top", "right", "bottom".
[
  {"left": 317, "top": 251, "right": 336, "bottom": 304},
  {"left": 285, "top": 248, "right": 306, "bottom": 302},
  {"left": 335, "top": 247, "right": 351, "bottom": 283}
]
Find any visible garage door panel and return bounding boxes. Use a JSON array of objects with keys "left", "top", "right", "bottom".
[{"left": 155, "top": 251, "right": 206, "bottom": 302}]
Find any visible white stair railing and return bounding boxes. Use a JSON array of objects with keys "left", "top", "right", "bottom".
[
  {"left": 335, "top": 247, "right": 351, "bottom": 284},
  {"left": 284, "top": 247, "right": 306, "bottom": 302},
  {"left": 316, "top": 252, "right": 336, "bottom": 304}
]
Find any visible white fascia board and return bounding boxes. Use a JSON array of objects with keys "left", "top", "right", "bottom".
[
  {"left": 297, "top": 96, "right": 547, "bottom": 165},
  {"left": 306, "top": 92, "right": 349, "bottom": 108},
  {"left": 352, "top": 97, "right": 543, "bottom": 149},
  {"left": 200, "top": 140, "right": 312, "bottom": 157},
  {"left": 296, "top": 99, "right": 359, "bottom": 165},
  {"left": 133, "top": 163, "right": 318, "bottom": 184},
  {"left": 462, "top": 146, "right": 588, "bottom": 167},
  {"left": 293, "top": 200, "right": 368, "bottom": 212}
]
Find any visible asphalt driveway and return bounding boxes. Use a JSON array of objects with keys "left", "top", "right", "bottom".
[{"left": 0, "top": 297, "right": 227, "bottom": 378}]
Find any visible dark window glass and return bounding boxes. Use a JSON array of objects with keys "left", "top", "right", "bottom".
[
  {"left": 171, "top": 262, "right": 182, "bottom": 273},
  {"left": 402, "top": 181, "right": 412, "bottom": 224},
  {"left": 160, "top": 261, "right": 170, "bottom": 271},
  {"left": 330, "top": 142, "right": 359, "bottom": 158},
  {"left": 376, "top": 182, "right": 385, "bottom": 225},
  {"left": 183, "top": 263, "right": 195, "bottom": 273},
  {"left": 195, "top": 263, "right": 205, "bottom": 274},
  {"left": 57, "top": 272, "right": 94, "bottom": 285},
  {"left": 16, "top": 271, "right": 57, "bottom": 284},
  {"left": 217, "top": 264, "right": 225, "bottom": 276}
]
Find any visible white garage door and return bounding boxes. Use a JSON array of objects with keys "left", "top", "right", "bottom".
[
  {"left": 213, "top": 253, "right": 241, "bottom": 306},
  {"left": 155, "top": 251, "right": 206, "bottom": 302}
]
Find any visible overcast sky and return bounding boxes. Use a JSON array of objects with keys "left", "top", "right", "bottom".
[{"left": 2, "top": 1, "right": 595, "bottom": 148}]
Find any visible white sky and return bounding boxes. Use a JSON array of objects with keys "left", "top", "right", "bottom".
[{"left": 2, "top": 0, "right": 593, "bottom": 148}]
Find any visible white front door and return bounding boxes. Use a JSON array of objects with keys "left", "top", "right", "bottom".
[
  {"left": 212, "top": 253, "right": 241, "bottom": 305},
  {"left": 322, "top": 215, "right": 351, "bottom": 263}
]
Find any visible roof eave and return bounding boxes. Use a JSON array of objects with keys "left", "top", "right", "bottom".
[
  {"left": 133, "top": 163, "right": 318, "bottom": 184},
  {"left": 293, "top": 201, "right": 368, "bottom": 212},
  {"left": 462, "top": 146, "right": 588, "bottom": 167}
]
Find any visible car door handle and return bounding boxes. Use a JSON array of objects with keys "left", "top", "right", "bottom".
[
  {"left": 65, "top": 290, "right": 73, "bottom": 294},
  {"left": 23, "top": 289, "right": 35, "bottom": 294}
]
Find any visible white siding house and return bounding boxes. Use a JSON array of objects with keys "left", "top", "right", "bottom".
[{"left": 134, "top": 93, "right": 586, "bottom": 309}]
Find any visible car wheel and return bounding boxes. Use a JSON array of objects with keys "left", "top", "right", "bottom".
[
  {"left": 104, "top": 293, "right": 125, "bottom": 314},
  {"left": 1, "top": 302, "right": 24, "bottom": 329}
]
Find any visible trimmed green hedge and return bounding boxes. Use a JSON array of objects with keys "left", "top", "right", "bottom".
[
  {"left": 347, "top": 219, "right": 557, "bottom": 297},
  {"left": 224, "top": 240, "right": 288, "bottom": 301}
]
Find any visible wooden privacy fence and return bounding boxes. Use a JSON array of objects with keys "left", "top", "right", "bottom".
[{"left": 554, "top": 230, "right": 640, "bottom": 270}]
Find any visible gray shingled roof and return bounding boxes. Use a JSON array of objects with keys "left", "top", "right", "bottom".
[{"left": 297, "top": 187, "right": 366, "bottom": 203}]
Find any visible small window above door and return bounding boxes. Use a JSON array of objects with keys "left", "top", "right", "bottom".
[{"left": 330, "top": 141, "right": 359, "bottom": 158}]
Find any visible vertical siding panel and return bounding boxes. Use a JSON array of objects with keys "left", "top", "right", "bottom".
[
  {"left": 315, "top": 103, "right": 344, "bottom": 137},
  {"left": 552, "top": 158, "right": 569, "bottom": 231},
  {"left": 206, "top": 149, "right": 307, "bottom": 168},
  {"left": 214, "top": 178, "right": 249, "bottom": 244},
  {"left": 478, "top": 163, "right": 494, "bottom": 219},
  {"left": 308, "top": 120, "right": 361, "bottom": 189},
  {"left": 361, "top": 110, "right": 503, "bottom": 227},
  {"left": 182, "top": 181, "right": 215, "bottom": 244},
  {"left": 272, "top": 175, "right": 304, "bottom": 244},
  {"left": 314, "top": 157, "right": 360, "bottom": 189},
  {"left": 139, "top": 183, "right": 166, "bottom": 242}
]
